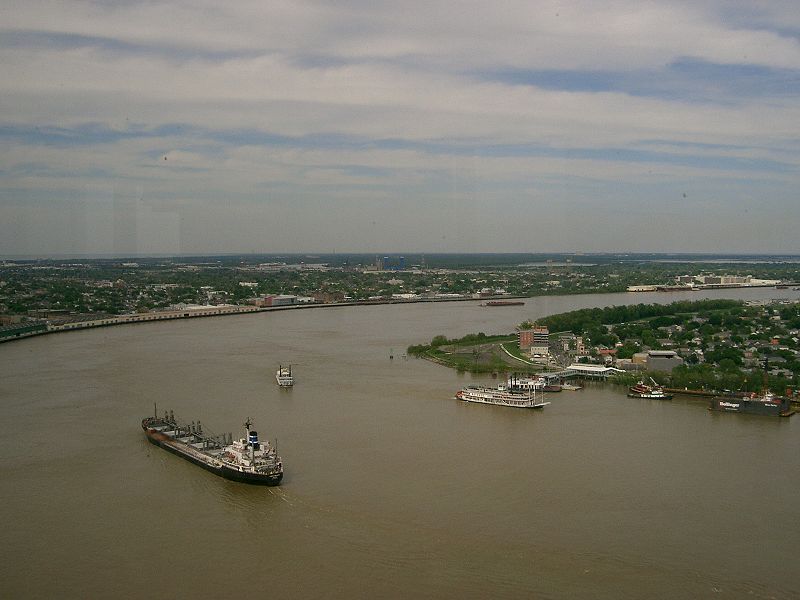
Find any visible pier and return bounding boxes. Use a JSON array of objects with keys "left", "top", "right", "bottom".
[{"left": 537, "top": 364, "right": 626, "bottom": 381}]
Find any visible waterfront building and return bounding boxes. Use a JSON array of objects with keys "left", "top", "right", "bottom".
[
  {"left": 646, "top": 350, "right": 684, "bottom": 372},
  {"left": 0, "top": 322, "right": 48, "bottom": 342},
  {"left": 531, "top": 326, "right": 550, "bottom": 355},
  {"left": 615, "top": 358, "right": 645, "bottom": 371},
  {"left": 598, "top": 348, "right": 617, "bottom": 364},
  {"left": 518, "top": 329, "right": 533, "bottom": 351},
  {"left": 519, "top": 326, "right": 550, "bottom": 355},
  {"left": 255, "top": 294, "right": 299, "bottom": 307},
  {"left": 720, "top": 275, "right": 751, "bottom": 284},
  {"left": 45, "top": 304, "right": 260, "bottom": 334},
  {"left": 557, "top": 332, "right": 576, "bottom": 353},
  {"left": 565, "top": 363, "right": 625, "bottom": 378}
]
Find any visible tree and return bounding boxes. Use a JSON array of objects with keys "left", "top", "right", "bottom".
[
  {"left": 430, "top": 335, "right": 448, "bottom": 348},
  {"left": 616, "top": 342, "right": 640, "bottom": 359}
]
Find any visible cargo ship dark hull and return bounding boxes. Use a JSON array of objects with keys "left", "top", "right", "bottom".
[
  {"left": 709, "top": 397, "right": 794, "bottom": 417},
  {"left": 142, "top": 418, "right": 283, "bottom": 485}
]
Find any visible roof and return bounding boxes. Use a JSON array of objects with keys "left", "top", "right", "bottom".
[{"left": 566, "top": 363, "right": 625, "bottom": 374}]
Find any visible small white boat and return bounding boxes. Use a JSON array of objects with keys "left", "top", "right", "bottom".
[
  {"left": 560, "top": 383, "right": 582, "bottom": 391},
  {"left": 276, "top": 365, "right": 294, "bottom": 387}
]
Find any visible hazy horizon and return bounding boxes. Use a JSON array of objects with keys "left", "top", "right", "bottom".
[
  {"left": 2, "top": 2, "right": 799, "bottom": 255},
  {"left": 4, "top": 251, "right": 800, "bottom": 263}
]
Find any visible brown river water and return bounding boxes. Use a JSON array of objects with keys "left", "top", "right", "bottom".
[{"left": 1, "top": 288, "right": 799, "bottom": 599}]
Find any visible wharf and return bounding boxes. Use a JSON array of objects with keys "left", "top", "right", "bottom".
[{"left": 664, "top": 388, "right": 715, "bottom": 397}]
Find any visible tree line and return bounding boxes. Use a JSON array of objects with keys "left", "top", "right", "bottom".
[{"left": 531, "top": 299, "right": 742, "bottom": 335}]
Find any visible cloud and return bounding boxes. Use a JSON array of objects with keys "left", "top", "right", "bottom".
[{"left": 0, "top": 0, "right": 799, "bottom": 254}]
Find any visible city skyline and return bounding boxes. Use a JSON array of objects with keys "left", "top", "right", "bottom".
[{"left": 2, "top": 1, "right": 800, "bottom": 256}]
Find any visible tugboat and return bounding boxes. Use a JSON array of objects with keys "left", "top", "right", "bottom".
[
  {"left": 142, "top": 408, "right": 283, "bottom": 485},
  {"left": 276, "top": 365, "right": 294, "bottom": 387},
  {"left": 627, "top": 378, "right": 673, "bottom": 400}
]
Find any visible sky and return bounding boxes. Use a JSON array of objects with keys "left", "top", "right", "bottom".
[{"left": 1, "top": 1, "right": 800, "bottom": 257}]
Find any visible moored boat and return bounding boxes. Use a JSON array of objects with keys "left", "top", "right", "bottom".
[
  {"left": 276, "top": 365, "right": 294, "bottom": 387},
  {"left": 482, "top": 300, "right": 525, "bottom": 307},
  {"left": 709, "top": 391, "right": 794, "bottom": 417},
  {"left": 507, "top": 374, "right": 545, "bottom": 391},
  {"left": 507, "top": 375, "right": 562, "bottom": 393},
  {"left": 455, "top": 384, "right": 550, "bottom": 409},
  {"left": 142, "top": 409, "right": 283, "bottom": 485},
  {"left": 628, "top": 378, "right": 673, "bottom": 400}
]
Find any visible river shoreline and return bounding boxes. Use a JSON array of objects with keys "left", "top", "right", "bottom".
[
  {"left": 3, "top": 285, "right": 798, "bottom": 347},
  {"left": 1, "top": 294, "right": 528, "bottom": 344}
]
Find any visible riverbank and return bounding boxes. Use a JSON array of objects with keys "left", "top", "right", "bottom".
[{"left": 0, "top": 294, "right": 524, "bottom": 344}]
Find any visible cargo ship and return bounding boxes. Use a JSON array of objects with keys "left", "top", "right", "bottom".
[
  {"left": 709, "top": 392, "right": 794, "bottom": 417},
  {"left": 142, "top": 408, "right": 284, "bottom": 485},
  {"left": 628, "top": 378, "right": 673, "bottom": 400},
  {"left": 455, "top": 384, "right": 550, "bottom": 409}
]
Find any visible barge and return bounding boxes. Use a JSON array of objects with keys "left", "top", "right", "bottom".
[
  {"left": 481, "top": 300, "right": 525, "bottom": 307},
  {"left": 142, "top": 408, "right": 283, "bottom": 485},
  {"left": 709, "top": 392, "right": 794, "bottom": 417}
]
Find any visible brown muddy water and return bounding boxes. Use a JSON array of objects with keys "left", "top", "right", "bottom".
[{"left": 1, "top": 288, "right": 799, "bottom": 599}]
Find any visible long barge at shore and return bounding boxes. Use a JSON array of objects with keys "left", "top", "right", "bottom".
[
  {"left": 709, "top": 393, "right": 795, "bottom": 417},
  {"left": 481, "top": 300, "right": 525, "bottom": 307},
  {"left": 663, "top": 388, "right": 716, "bottom": 397}
]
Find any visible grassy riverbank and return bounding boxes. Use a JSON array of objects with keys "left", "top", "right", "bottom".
[{"left": 408, "top": 332, "right": 551, "bottom": 374}]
